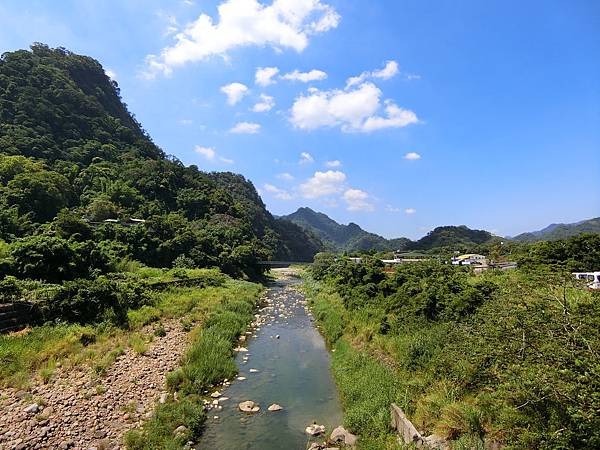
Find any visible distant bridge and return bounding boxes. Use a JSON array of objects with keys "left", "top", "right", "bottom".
[{"left": 258, "top": 261, "right": 312, "bottom": 268}]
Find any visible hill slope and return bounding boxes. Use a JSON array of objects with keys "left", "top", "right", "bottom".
[
  {"left": 0, "top": 44, "right": 321, "bottom": 277},
  {"left": 512, "top": 217, "right": 600, "bottom": 242},
  {"left": 280, "top": 207, "right": 411, "bottom": 252}
]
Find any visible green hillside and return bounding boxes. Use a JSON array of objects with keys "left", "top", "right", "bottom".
[
  {"left": 0, "top": 44, "right": 321, "bottom": 280},
  {"left": 512, "top": 217, "right": 600, "bottom": 242}
]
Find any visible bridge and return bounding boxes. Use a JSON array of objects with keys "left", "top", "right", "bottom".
[{"left": 258, "top": 261, "right": 312, "bottom": 268}]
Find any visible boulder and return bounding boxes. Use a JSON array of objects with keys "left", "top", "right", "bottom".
[
  {"left": 238, "top": 401, "right": 260, "bottom": 413},
  {"left": 267, "top": 404, "right": 283, "bottom": 411},
  {"left": 210, "top": 391, "right": 222, "bottom": 398},
  {"left": 330, "top": 426, "right": 357, "bottom": 447},
  {"left": 305, "top": 423, "right": 326, "bottom": 436},
  {"left": 23, "top": 404, "right": 39, "bottom": 414}
]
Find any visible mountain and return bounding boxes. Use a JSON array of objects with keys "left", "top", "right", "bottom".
[
  {"left": 512, "top": 217, "right": 600, "bottom": 242},
  {"left": 0, "top": 44, "right": 320, "bottom": 278},
  {"left": 410, "top": 225, "right": 495, "bottom": 250},
  {"left": 280, "top": 207, "right": 410, "bottom": 252}
]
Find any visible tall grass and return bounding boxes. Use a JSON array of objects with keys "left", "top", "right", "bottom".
[{"left": 124, "top": 279, "right": 262, "bottom": 448}]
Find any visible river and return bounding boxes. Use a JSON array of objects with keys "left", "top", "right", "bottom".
[{"left": 197, "top": 270, "right": 343, "bottom": 450}]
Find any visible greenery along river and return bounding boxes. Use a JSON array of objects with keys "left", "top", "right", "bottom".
[{"left": 198, "top": 271, "right": 343, "bottom": 450}]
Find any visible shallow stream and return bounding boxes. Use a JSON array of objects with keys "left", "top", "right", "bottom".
[{"left": 197, "top": 274, "right": 343, "bottom": 450}]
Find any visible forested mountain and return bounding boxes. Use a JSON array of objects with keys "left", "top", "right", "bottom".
[
  {"left": 511, "top": 217, "right": 600, "bottom": 242},
  {"left": 411, "top": 225, "right": 496, "bottom": 250},
  {"left": 280, "top": 207, "right": 411, "bottom": 252},
  {"left": 281, "top": 207, "right": 496, "bottom": 253},
  {"left": 0, "top": 44, "right": 321, "bottom": 280}
]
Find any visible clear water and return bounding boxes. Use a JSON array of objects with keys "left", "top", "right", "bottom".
[{"left": 197, "top": 277, "right": 343, "bottom": 450}]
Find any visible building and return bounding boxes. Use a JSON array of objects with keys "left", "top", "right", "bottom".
[
  {"left": 573, "top": 272, "right": 600, "bottom": 290},
  {"left": 451, "top": 254, "right": 488, "bottom": 266}
]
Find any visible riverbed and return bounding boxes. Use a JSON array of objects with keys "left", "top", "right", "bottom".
[{"left": 197, "top": 271, "right": 343, "bottom": 450}]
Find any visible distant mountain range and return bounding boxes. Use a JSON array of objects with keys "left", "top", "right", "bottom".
[
  {"left": 280, "top": 207, "right": 496, "bottom": 252},
  {"left": 511, "top": 217, "right": 600, "bottom": 242}
]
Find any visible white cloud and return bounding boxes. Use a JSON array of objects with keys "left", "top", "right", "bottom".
[
  {"left": 281, "top": 69, "right": 327, "bottom": 82},
  {"left": 252, "top": 94, "right": 275, "bottom": 112},
  {"left": 264, "top": 183, "right": 292, "bottom": 200},
  {"left": 230, "top": 121, "right": 261, "bottom": 133},
  {"left": 325, "top": 160, "right": 341, "bottom": 167},
  {"left": 346, "top": 60, "right": 399, "bottom": 88},
  {"left": 221, "top": 82, "right": 249, "bottom": 105},
  {"left": 300, "top": 170, "right": 346, "bottom": 198},
  {"left": 404, "top": 151, "right": 421, "bottom": 160},
  {"left": 276, "top": 172, "right": 294, "bottom": 181},
  {"left": 290, "top": 82, "right": 418, "bottom": 132},
  {"left": 299, "top": 152, "right": 314, "bottom": 164},
  {"left": 179, "top": 119, "right": 193, "bottom": 125},
  {"left": 404, "top": 208, "right": 416, "bottom": 215},
  {"left": 194, "top": 145, "right": 234, "bottom": 164},
  {"left": 343, "top": 188, "right": 374, "bottom": 211},
  {"left": 372, "top": 60, "right": 399, "bottom": 80},
  {"left": 255, "top": 66, "right": 279, "bottom": 86},
  {"left": 386, "top": 205, "right": 401, "bottom": 212},
  {"left": 105, "top": 69, "right": 117, "bottom": 80},
  {"left": 194, "top": 145, "right": 216, "bottom": 160},
  {"left": 142, "top": 0, "right": 340, "bottom": 78}
]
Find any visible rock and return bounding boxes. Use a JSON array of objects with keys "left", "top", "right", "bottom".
[
  {"left": 159, "top": 393, "right": 169, "bottom": 404},
  {"left": 305, "top": 423, "right": 326, "bottom": 436},
  {"left": 267, "top": 404, "right": 282, "bottom": 411},
  {"left": 210, "top": 391, "right": 222, "bottom": 398},
  {"left": 330, "top": 426, "right": 357, "bottom": 447},
  {"left": 174, "top": 425, "right": 187, "bottom": 436},
  {"left": 390, "top": 403, "right": 425, "bottom": 447},
  {"left": 237, "top": 376, "right": 247, "bottom": 381},
  {"left": 424, "top": 434, "right": 449, "bottom": 450},
  {"left": 93, "top": 430, "right": 106, "bottom": 439},
  {"left": 23, "top": 404, "right": 39, "bottom": 414},
  {"left": 249, "top": 368, "right": 259, "bottom": 373},
  {"left": 238, "top": 401, "right": 260, "bottom": 413}
]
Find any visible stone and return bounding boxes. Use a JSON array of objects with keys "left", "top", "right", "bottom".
[
  {"left": 330, "top": 426, "right": 357, "bottom": 447},
  {"left": 210, "top": 391, "right": 222, "bottom": 398},
  {"left": 159, "top": 393, "right": 169, "bottom": 404},
  {"left": 249, "top": 368, "right": 259, "bottom": 373},
  {"left": 267, "top": 404, "right": 282, "bottom": 411},
  {"left": 237, "top": 376, "right": 247, "bottom": 381},
  {"left": 424, "top": 434, "right": 449, "bottom": 450},
  {"left": 390, "top": 403, "right": 424, "bottom": 447},
  {"left": 238, "top": 401, "right": 260, "bottom": 413},
  {"left": 23, "top": 404, "right": 39, "bottom": 414},
  {"left": 305, "top": 423, "right": 326, "bottom": 436},
  {"left": 174, "top": 425, "right": 187, "bottom": 436}
]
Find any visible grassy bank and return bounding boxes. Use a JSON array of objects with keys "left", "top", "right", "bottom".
[
  {"left": 0, "top": 267, "right": 235, "bottom": 387},
  {"left": 303, "top": 262, "right": 600, "bottom": 450},
  {"left": 124, "top": 278, "right": 263, "bottom": 449}
]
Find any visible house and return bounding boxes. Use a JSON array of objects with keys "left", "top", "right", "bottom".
[
  {"left": 451, "top": 254, "right": 487, "bottom": 266},
  {"left": 573, "top": 272, "right": 600, "bottom": 290}
]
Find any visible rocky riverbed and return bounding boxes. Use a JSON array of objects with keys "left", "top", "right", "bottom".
[{"left": 0, "top": 318, "right": 188, "bottom": 450}]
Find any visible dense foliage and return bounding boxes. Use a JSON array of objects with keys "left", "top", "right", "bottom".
[
  {"left": 0, "top": 44, "right": 321, "bottom": 292},
  {"left": 512, "top": 217, "right": 600, "bottom": 242},
  {"left": 307, "top": 236, "right": 600, "bottom": 449}
]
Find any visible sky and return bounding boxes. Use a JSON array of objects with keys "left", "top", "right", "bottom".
[{"left": 1, "top": 0, "right": 599, "bottom": 239}]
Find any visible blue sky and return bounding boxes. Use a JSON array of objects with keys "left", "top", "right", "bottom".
[{"left": 1, "top": 0, "right": 599, "bottom": 239}]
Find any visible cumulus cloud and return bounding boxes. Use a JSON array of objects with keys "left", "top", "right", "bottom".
[
  {"left": 264, "top": 183, "right": 293, "bottom": 200},
  {"left": 290, "top": 82, "right": 418, "bottom": 132},
  {"left": 299, "top": 152, "right": 314, "bottom": 164},
  {"left": 281, "top": 69, "right": 327, "bottom": 82},
  {"left": 255, "top": 66, "right": 279, "bottom": 86},
  {"left": 346, "top": 60, "right": 399, "bottom": 88},
  {"left": 230, "top": 121, "right": 261, "bottom": 133},
  {"left": 404, "top": 152, "right": 421, "bottom": 160},
  {"left": 325, "top": 160, "right": 341, "bottom": 167},
  {"left": 404, "top": 208, "right": 416, "bottom": 214},
  {"left": 343, "top": 188, "right": 374, "bottom": 211},
  {"left": 252, "top": 94, "right": 275, "bottom": 112},
  {"left": 300, "top": 170, "right": 346, "bottom": 198},
  {"left": 105, "top": 69, "right": 117, "bottom": 80},
  {"left": 276, "top": 172, "right": 294, "bottom": 181},
  {"left": 142, "top": 0, "right": 340, "bottom": 78},
  {"left": 221, "top": 82, "right": 249, "bottom": 105},
  {"left": 194, "top": 145, "right": 234, "bottom": 164}
]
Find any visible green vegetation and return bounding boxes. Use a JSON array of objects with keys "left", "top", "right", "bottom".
[
  {"left": 513, "top": 217, "right": 600, "bottom": 242},
  {"left": 305, "top": 234, "right": 600, "bottom": 449},
  {"left": 124, "top": 279, "right": 262, "bottom": 449}
]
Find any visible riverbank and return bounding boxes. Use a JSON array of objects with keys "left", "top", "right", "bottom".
[{"left": 0, "top": 274, "right": 262, "bottom": 449}]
